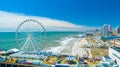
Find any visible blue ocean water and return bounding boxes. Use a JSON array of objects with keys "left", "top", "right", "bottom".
[{"left": 0, "top": 32, "right": 80, "bottom": 50}]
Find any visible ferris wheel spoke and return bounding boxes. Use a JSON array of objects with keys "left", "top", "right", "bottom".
[
  {"left": 16, "top": 19, "right": 46, "bottom": 54},
  {"left": 19, "top": 38, "right": 27, "bottom": 50},
  {"left": 33, "top": 37, "right": 44, "bottom": 49},
  {"left": 34, "top": 37, "right": 43, "bottom": 43},
  {"left": 31, "top": 38, "right": 41, "bottom": 51}
]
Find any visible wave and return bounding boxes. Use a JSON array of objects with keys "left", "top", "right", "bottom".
[{"left": 47, "top": 36, "right": 76, "bottom": 54}]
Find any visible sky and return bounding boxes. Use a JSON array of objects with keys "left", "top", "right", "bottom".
[{"left": 0, "top": 0, "right": 120, "bottom": 31}]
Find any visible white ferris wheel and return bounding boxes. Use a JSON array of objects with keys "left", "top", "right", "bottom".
[{"left": 16, "top": 19, "right": 46, "bottom": 54}]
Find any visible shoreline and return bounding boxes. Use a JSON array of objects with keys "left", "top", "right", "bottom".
[
  {"left": 47, "top": 37, "right": 76, "bottom": 54},
  {"left": 59, "top": 36, "right": 89, "bottom": 56},
  {"left": 60, "top": 36, "right": 90, "bottom": 57},
  {"left": 71, "top": 37, "right": 89, "bottom": 57},
  {"left": 46, "top": 34, "right": 90, "bottom": 57}
]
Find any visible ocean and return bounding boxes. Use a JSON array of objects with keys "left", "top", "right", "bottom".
[{"left": 0, "top": 32, "right": 81, "bottom": 50}]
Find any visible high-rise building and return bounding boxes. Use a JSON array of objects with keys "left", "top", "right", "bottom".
[
  {"left": 108, "top": 25, "right": 112, "bottom": 32},
  {"left": 116, "top": 26, "right": 120, "bottom": 34},
  {"left": 103, "top": 24, "right": 108, "bottom": 36},
  {"left": 102, "top": 24, "right": 112, "bottom": 36}
]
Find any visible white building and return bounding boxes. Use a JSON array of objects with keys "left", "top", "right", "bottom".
[
  {"left": 103, "top": 24, "right": 108, "bottom": 36},
  {"left": 99, "top": 55, "right": 118, "bottom": 67},
  {"left": 109, "top": 47, "right": 120, "bottom": 66}
]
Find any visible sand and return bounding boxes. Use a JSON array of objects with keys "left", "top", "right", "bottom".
[
  {"left": 61, "top": 37, "right": 89, "bottom": 57},
  {"left": 72, "top": 37, "right": 89, "bottom": 57}
]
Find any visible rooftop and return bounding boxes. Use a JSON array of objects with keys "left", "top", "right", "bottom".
[
  {"left": 103, "top": 56, "right": 111, "bottom": 60},
  {"left": 10, "top": 52, "right": 45, "bottom": 59},
  {"left": 111, "top": 47, "right": 120, "bottom": 53}
]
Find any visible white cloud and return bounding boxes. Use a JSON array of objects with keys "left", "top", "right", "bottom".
[{"left": 0, "top": 10, "right": 96, "bottom": 32}]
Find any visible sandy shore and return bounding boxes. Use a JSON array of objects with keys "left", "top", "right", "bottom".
[
  {"left": 60, "top": 38, "right": 78, "bottom": 55},
  {"left": 72, "top": 37, "right": 89, "bottom": 57},
  {"left": 61, "top": 37, "right": 89, "bottom": 57},
  {"left": 48, "top": 37, "right": 75, "bottom": 54},
  {"left": 48, "top": 35, "right": 91, "bottom": 57}
]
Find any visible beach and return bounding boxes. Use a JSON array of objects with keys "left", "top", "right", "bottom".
[
  {"left": 48, "top": 37, "right": 75, "bottom": 54},
  {"left": 49, "top": 34, "right": 90, "bottom": 57},
  {"left": 72, "top": 37, "right": 88, "bottom": 57}
]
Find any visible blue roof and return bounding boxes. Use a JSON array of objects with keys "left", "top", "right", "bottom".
[
  {"left": 112, "top": 47, "right": 120, "bottom": 53},
  {"left": 103, "top": 56, "right": 111, "bottom": 59},
  {"left": 106, "top": 36, "right": 120, "bottom": 40},
  {"left": 55, "top": 64, "right": 70, "bottom": 67}
]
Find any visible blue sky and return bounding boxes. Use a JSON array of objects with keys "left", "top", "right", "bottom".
[{"left": 0, "top": 0, "right": 120, "bottom": 28}]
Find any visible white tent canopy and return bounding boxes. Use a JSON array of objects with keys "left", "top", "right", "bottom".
[
  {"left": 7, "top": 48, "right": 19, "bottom": 53},
  {"left": 10, "top": 52, "right": 45, "bottom": 59}
]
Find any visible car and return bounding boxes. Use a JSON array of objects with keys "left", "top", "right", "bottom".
[{"left": 23, "top": 62, "right": 32, "bottom": 64}]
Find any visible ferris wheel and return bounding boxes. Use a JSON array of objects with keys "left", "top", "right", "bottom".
[{"left": 16, "top": 19, "right": 46, "bottom": 53}]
